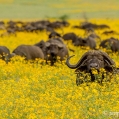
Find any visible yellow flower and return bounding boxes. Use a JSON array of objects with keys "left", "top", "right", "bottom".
[{"left": 28, "top": 113, "right": 37, "bottom": 119}]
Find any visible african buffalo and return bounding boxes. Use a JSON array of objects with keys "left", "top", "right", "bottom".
[
  {"left": 73, "top": 33, "right": 100, "bottom": 49},
  {"left": 73, "top": 22, "right": 110, "bottom": 30},
  {"left": 102, "top": 30, "right": 119, "bottom": 35},
  {"left": 0, "top": 46, "right": 11, "bottom": 63},
  {"left": 100, "top": 37, "right": 119, "bottom": 52},
  {"left": 84, "top": 33, "right": 100, "bottom": 49},
  {"left": 66, "top": 50, "right": 116, "bottom": 85},
  {"left": 72, "top": 37, "right": 86, "bottom": 46},
  {"left": 47, "top": 20, "right": 69, "bottom": 29},
  {"left": 45, "top": 39, "right": 69, "bottom": 65},
  {"left": 12, "top": 45, "right": 44, "bottom": 60},
  {"left": 62, "top": 32, "right": 78, "bottom": 42}
]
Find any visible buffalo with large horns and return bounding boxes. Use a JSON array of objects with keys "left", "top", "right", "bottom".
[{"left": 66, "top": 50, "right": 117, "bottom": 85}]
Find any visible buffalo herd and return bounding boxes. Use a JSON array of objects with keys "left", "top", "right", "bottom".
[{"left": 0, "top": 19, "right": 119, "bottom": 85}]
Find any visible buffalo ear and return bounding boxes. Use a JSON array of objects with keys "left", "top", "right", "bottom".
[
  {"left": 53, "top": 42, "right": 63, "bottom": 48},
  {"left": 101, "top": 51, "right": 115, "bottom": 72},
  {"left": 38, "top": 40, "right": 46, "bottom": 49},
  {"left": 34, "top": 40, "right": 46, "bottom": 49},
  {"left": 57, "top": 44, "right": 63, "bottom": 48},
  {"left": 101, "top": 51, "right": 115, "bottom": 65},
  {"left": 45, "top": 42, "right": 50, "bottom": 47}
]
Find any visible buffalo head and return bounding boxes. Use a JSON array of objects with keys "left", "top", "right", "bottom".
[
  {"left": 46, "top": 41, "right": 63, "bottom": 65},
  {"left": 66, "top": 50, "right": 116, "bottom": 85},
  {"left": 45, "top": 39, "right": 69, "bottom": 66},
  {"left": 46, "top": 42, "right": 63, "bottom": 56}
]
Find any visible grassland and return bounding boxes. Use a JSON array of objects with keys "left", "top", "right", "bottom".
[
  {"left": 0, "top": 0, "right": 119, "bottom": 119},
  {"left": 0, "top": 19, "right": 119, "bottom": 119}
]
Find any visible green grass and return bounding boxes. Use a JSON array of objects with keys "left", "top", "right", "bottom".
[{"left": 0, "top": 0, "right": 119, "bottom": 20}]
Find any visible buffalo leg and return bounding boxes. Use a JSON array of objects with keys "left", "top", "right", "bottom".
[{"left": 90, "top": 72, "right": 95, "bottom": 82}]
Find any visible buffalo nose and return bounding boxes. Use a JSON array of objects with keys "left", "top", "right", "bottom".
[
  {"left": 50, "top": 52, "right": 55, "bottom": 56},
  {"left": 89, "top": 63, "right": 99, "bottom": 68}
]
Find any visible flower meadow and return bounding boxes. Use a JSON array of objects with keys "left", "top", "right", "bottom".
[{"left": 1, "top": 19, "right": 119, "bottom": 119}]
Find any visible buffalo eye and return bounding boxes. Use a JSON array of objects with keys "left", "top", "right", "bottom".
[
  {"left": 87, "top": 55, "right": 92, "bottom": 60},
  {"left": 46, "top": 46, "right": 50, "bottom": 51},
  {"left": 98, "top": 56, "right": 104, "bottom": 62}
]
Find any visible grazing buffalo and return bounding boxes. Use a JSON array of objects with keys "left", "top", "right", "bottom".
[
  {"left": 47, "top": 20, "right": 69, "bottom": 29},
  {"left": 73, "top": 37, "right": 86, "bottom": 46},
  {"left": 100, "top": 37, "right": 119, "bottom": 52},
  {"left": 66, "top": 50, "right": 116, "bottom": 85},
  {"left": 62, "top": 32, "right": 99, "bottom": 49},
  {"left": 73, "top": 33, "right": 100, "bottom": 49},
  {"left": 45, "top": 39, "right": 69, "bottom": 65},
  {"left": 12, "top": 45, "right": 44, "bottom": 60},
  {"left": 102, "top": 30, "right": 119, "bottom": 35},
  {"left": 83, "top": 33, "right": 100, "bottom": 49},
  {"left": 73, "top": 22, "right": 110, "bottom": 30},
  {"left": 62, "top": 32, "right": 78, "bottom": 42},
  {"left": 0, "top": 46, "right": 11, "bottom": 63}
]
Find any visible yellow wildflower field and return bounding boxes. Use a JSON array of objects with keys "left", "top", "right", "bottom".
[{"left": 0, "top": 19, "right": 119, "bottom": 119}]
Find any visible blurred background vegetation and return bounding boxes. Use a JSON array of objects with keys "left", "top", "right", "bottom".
[{"left": 0, "top": 0, "right": 119, "bottom": 20}]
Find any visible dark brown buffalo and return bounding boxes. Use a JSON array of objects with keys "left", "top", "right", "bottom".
[
  {"left": 73, "top": 33, "right": 100, "bottom": 49},
  {"left": 100, "top": 37, "right": 119, "bottom": 52},
  {"left": 73, "top": 22, "right": 110, "bottom": 30},
  {"left": 62, "top": 32, "right": 99, "bottom": 49},
  {"left": 45, "top": 39, "right": 69, "bottom": 65},
  {"left": 102, "top": 30, "right": 119, "bottom": 35},
  {"left": 83, "top": 33, "right": 100, "bottom": 49},
  {"left": 62, "top": 32, "right": 78, "bottom": 42},
  {"left": 62, "top": 32, "right": 86, "bottom": 47},
  {"left": 66, "top": 50, "right": 116, "bottom": 85},
  {"left": 47, "top": 20, "right": 69, "bottom": 29},
  {"left": 12, "top": 45, "right": 44, "bottom": 60},
  {"left": 0, "top": 20, "right": 68, "bottom": 35},
  {"left": 0, "top": 46, "right": 11, "bottom": 63},
  {"left": 35, "top": 38, "right": 65, "bottom": 60},
  {"left": 72, "top": 37, "right": 86, "bottom": 46}
]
